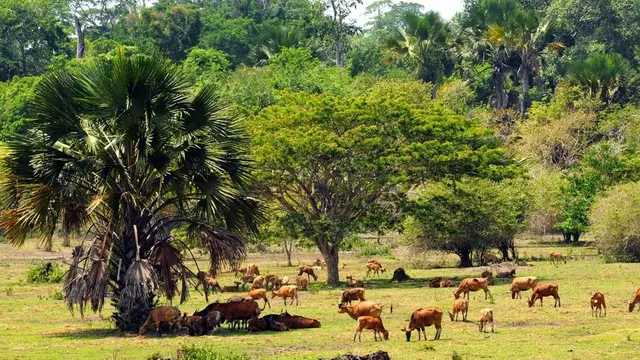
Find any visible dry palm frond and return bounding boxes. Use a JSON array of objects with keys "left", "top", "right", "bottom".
[
  {"left": 87, "top": 243, "right": 113, "bottom": 313},
  {"left": 149, "top": 243, "right": 187, "bottom": 303},
  {"left": 186, "top": 223, "right": 246, "bottom": 275},
  {"left": 119, "top": 226, "right": 157, "bottom": 312},
  {"left": 63, "top": 246, "right": 89, "bottom": 316}
]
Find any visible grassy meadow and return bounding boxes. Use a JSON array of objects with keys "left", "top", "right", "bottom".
[{"left": 1, "top": 238, "right": 640, "bottom": 360}]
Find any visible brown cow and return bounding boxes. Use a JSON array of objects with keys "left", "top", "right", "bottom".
[
  {"left": 341, "top": 288, "right": 366, "bottom": 305},
  {"left": 528, "top": 283, "right": 561, "bottom": 308},
  {"left": 454, "top": 278, "right": 491, "bottom": 300},
  {"left": 298, "top": 265, "right": 318, "bottom": 281},
  {"left": 354, "top": 316, "right": 389, "bottom": 342},
  {"left": 402, "top": 307, "right": 442, "bottom": 341},
  {"left": 138, "top": 306, "right": 182, "bottom": 336}
]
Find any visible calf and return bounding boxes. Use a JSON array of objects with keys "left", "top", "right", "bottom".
[
  {"left": 510, "top": 277, "right": 537, "bottom": 299},
  {"left": 272, "top": 285, "right": 299, "bottom": 306},
  {"left": 188, "top": 311, "right": 223, "bottom": 336},
  {"left": 221, "top": 281, "right": 242, "bottom": 293},
  {"left": 338, "top": 301, "right": 383, "bottom": 320},
  {"left": 248, "top": 264, "right": 260, "bottom": 276},
  {"left": 298, "top": 265, "right": 318, "bottom": 281},
  {"left": 549, "top": 252, "right": 567, "bottom": 265},
  {"left": 454, "top": 278, "right": 491, "bottom": 300},
  {"left": 590, "top": 292, "right": 606, "bottom": 317},
  {"left": 483, "top": 253, "right": 501, "bottom": 264},
  {"left": 528, "top": 283, "right": 561, "bottom": 308},
  {"left": 264, "top": 275, "right": 280, "bottom": 290},
  {"left": 295, "top": 276, "right": 309, "bottom": 291},
  {"left": 341, "top": 288, "right": 366, "bottom": 305},
  {"left": 138, "top": 306, "right": 182, "bottom": 336},
  {"left": 478, "top": 308, "right": 494, "bottom": 333},
  {"left": 402, "top": 307, "right": 442, "bottom": 341},
  {"left": 251, "top": 276, "right": 265, "bottom": 289},
  {"left": 440, "top": 279, "right": 456, "bottom": 288},
  {"left": 313, "top": 258, "right": 325, "bottom": 269},
  {"left": 628, "top": 288, "right": 640, "bottom": 312},
  {"left": 248, "top": 288, "right": 271, "bottom": 310},
  {"left": 366, "top": 262, "right": 385, "bottom": 278},
  {"left": 346, "top": 275, "right": 364, "bottom": 288},
  {"left": 367, "top": 259, "right": 382, "bottom": 267},
  {"left": 240, "top": 275, "right": 255, "bottom": 288},
  {"left": 354, "top": 316, "right": 389, "bottom": 342},
  {"left": 448, "top": 298, "right": 468, "bottom": 322}
]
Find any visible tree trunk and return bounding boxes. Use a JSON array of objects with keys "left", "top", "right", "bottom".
[
  {"left": 335, "top": 40, "right": 344, "bottom": 67},
  {"left": 458, "top": 248, "right": 473, "bottom": 267},
  {"left": 284, "top": 239, "right": 293, "bottom": 267},
  {"left": 572, "top": 232, "right": 580, "bottom": 243},
  {"left": 499, "top": 245, "right": 510, "bottom": 261},
  {"left": 519, "top": 65, "right": 530, "bottom": 115},
  {"left": 562, "top": 231, "right": 572, "bottom": 244},
  {"left": 62, "top": 233, "right": 71, "bottom": 247},
  {"left": 75, "top": 17, "right": 86, "bottom": 59},
  {"left": 319, "top": 241, "right": 340, "bottom": 286},
  {"left": 492, "top": 46, "right": 507, "bottom": 109}
]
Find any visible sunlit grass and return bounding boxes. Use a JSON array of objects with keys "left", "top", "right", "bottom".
[{"left": 0, "top": 239, "right": 639, "bottom": 359}]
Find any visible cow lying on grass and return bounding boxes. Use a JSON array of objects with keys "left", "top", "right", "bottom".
[{"left": 248, "top": 312, "right": 321, "bottom": 332}]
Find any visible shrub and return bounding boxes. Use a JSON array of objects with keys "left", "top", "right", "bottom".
[
  {"left": 180, "top": 345, "right": 250, "bottom": 360},
  {"left": 590, "top": 181, "right": 640, "bottom": 261},
  {"left": 50, "top": 290, "right": 63, "bottom": 300},
  {"left": 356, "top": 243, "right": 391, "bottom": 257},
  {"left": 436, "top": 79, "right": 474, "bottom": 115},
  {"left": 4, "top": 285, "right": 14, "bottom": 296},
  {"left": 26, "top": 262, "right": 64, "bottom": 283}
]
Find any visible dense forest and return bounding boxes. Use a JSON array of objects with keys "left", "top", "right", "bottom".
[{"left": 3, "top": 0, "right": 640, "bottom": 320}]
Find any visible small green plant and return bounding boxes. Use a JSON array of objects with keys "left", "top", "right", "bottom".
[
  {"left": 451, "top": 351, "right": 463, "bottom": 360},
  {"left": 26, "top": 262, "right": 64, "bottom": 283},
  {"left": 50, "top": 290, "right": 63, "bottom": 300},
  {"left": 4, "top": 285, "right": 14, "bottom": 296},
  {"left": 180, "top": 345, "right": 250, "bottom": 360},
  {"left": 423, "top": 344, "right": 436, "bottom": 351}
]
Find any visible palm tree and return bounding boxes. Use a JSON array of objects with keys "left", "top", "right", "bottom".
[
  {"left": 253, "top": 26, "right": 307, "bottom": 65},
  {"left": 0, "top": 49, "right": 261, "bottom": 331},
  {"left": 386, "top": 11, "right": 450, "bottom": 85},
  {"left": 485, "top": 3, "right": 563, "bottom": 114},
  {"left": 568, "top": 52, "right": 632, "bottom": 105}
]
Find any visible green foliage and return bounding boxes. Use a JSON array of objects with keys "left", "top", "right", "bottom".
[
  {"left": 0, "top": 0, "right": 70, "bottom": 81},
  {"left": 179, "top": 345, "right": 250, "bottom": 360},
  {"left": 182, "top": 47, "right": 231, "bottom": 87},
  {"left": 526, "top": 168, "right": 568, "bottom": 235},
  {"left": 26, "top": 262, "right": 64, "bottom": 283},
  {"left": 0, "top": 76, "right": 39, "bottom": 139},
  {"left": 436, "top": 79, "right": 474, "bottom": 115},
  {"left": 385, "top": 11, "right": 450, "bottom": 84},
  {"left": 50, "top": 290, "right": 63, "bottom": 300},
  {"left": 591, "top": 181, "right": 640, "bottom": 262},
  {"left": 403, "top": 178, "right": 527, "bottom": 266},
  {"left": 568, "top": 53, "right": 637, "bottom": 104},
  {"left": 355, "top": 243, "right": 392, "bottom": 257}
]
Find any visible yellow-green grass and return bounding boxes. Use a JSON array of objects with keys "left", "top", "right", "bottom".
[{"left": 1, "top": 240, "right": 640, "bottom": 360}]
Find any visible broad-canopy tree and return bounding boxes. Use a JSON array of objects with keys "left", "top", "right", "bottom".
[
  {"left": 0, "top": 49, "right": 260, "bottom": 331},
  {"left": 403, "top": 177, "right": 527, "bottom": 266},
  {"left": 248, "top": 82, "right": 516, "bottom": 285}
]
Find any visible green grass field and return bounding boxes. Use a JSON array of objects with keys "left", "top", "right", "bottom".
[{"left": 1, "top": 239, "right": 640, "bottom": 360}]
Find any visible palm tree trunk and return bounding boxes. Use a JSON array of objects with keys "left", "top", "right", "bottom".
[{"left": 75, "top": 17, "right": 86, "bottom": 59}]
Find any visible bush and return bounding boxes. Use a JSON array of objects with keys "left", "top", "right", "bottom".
[
  {"left": 50, "top": 290, "right": 63, "bottom": 300},
  {"left": 356, "top": 243, "right": 391, "bottom": 257},
  {"left": 180, "top": 345, "right": 250, "bottom": 360},
  {"left": 591, "top": 181, "right": 640, "bottom": 261},
  {"left": 436, "top": 79, "right": 474, "bottom": 115},
  {"left": 26, "top": 262, "right": 64, "bottom": 283}
]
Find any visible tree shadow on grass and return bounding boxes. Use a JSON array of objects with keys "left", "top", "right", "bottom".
[{"left": 49, "top": 328, "right": 125, "bottom": 340}]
